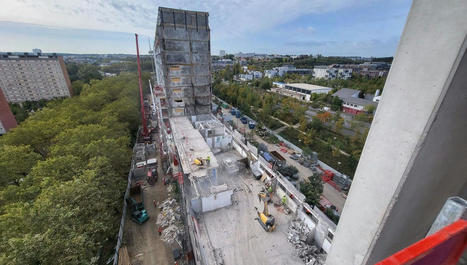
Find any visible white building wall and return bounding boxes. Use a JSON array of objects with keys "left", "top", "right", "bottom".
[
  {"left": 313, "top": 68, "right": 328, "bottom": 79},
  {"left": 201, "top": 190, "right": 233, "bottom": 212}
]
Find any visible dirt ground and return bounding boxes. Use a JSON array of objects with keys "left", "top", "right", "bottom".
[{"left": 124, "top": 145, "right": 175, "bottom": 265}]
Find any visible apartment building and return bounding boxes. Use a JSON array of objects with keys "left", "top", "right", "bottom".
[
  {"left": 313, "top": 65, "right": 353, "bottom": 80},
  {"left": 0, "top": 53, "right": 72, "bottom": 103},
  {"left": 265, "top": 65, "right": 312, "bottom": 78}
]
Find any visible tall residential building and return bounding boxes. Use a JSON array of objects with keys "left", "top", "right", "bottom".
[
  {"left": 0, "top": 53, "right": 72, "bottom": 103},
  {"left": 0, "top": 88, "right": 17, "bottom": 134},
  {"left": 153, "top": 7, "right": 212, "bottom": 117},
  {"left": 219, "top": 50, "right": 226, "bottom": 57}
]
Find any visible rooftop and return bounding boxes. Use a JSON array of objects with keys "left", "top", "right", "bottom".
[
  {"left": 170, "top": 116, "right": 218, "bottom": 177},
  {"left": 333, "top": 88, "right": 378, "bottom": 107},
  {"left": 286, "top": 83, "right": 333, "bottom": 91}
]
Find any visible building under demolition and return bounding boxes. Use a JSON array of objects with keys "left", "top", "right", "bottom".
[
  {"left": 148, "top": 7, "right": 336, "bottom": 265},
  {"left": 154, "top": 7, "right": 212, "bottom": 117}
]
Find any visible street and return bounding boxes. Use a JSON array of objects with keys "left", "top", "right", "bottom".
[{"left": 217, "top": 98, "right": 347, "bottom": 212}]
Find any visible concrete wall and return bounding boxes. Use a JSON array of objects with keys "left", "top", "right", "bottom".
[
  {"left": 201, "top": 189, "right": 233, "bottom": 212},
  {"left": 326, "top": 1, "right": 467, "bottom": 264}
]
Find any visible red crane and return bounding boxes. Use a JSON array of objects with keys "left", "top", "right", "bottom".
[{"left": 135, "top": 33, "right": 148, "bottom": 137}]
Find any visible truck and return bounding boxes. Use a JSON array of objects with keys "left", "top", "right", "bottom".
[
  {"left": 259, "top": 151, "right": 285, "bottom": 170},
  {"left": 126, "top": 185, "right": 149, "bottom": 224},
  {"left": 270, "top": 151, "right": 286, "bottom": 168},
  {"left": 248, "top": 121, "right": 256, "bottom": 129}
]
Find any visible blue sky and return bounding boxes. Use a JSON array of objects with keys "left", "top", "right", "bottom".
[{"left": 0, "top": 0, "right": 412, "bottom": 56}]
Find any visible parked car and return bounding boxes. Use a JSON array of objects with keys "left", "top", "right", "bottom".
[{"left": 290, "top": 153, "right": 301, "bottom": 160}]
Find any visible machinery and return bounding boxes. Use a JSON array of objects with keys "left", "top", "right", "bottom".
[
  {"left": 127, "top": 185, "right": 149, "bottom": 224},
  {"left": 255, "top": 192, "right": 276, "bottom": 232}
]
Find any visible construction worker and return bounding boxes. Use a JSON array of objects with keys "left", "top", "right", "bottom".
[
  {"left": 282, "top": 195, "right": 287, "bottom": 206},
  {"left": 268, "top": 186, "right": 273, "bottom": 194},
  {"left": 206, "top": 155, "right": 211, "bottom": 167}
]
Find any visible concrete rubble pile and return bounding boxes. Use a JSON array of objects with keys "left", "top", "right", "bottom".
[
  {"left": 156, "top": 197, "right": 184, "bottom": 244},
  {"left": 288, "top": 220, "right": 326, "bottom": 265}
]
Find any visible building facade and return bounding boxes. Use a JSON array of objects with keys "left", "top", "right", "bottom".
[
  {"left": 313, "top": 65, "right": 353, "bottom": 80},
  {"left": 265, "top": 65, "right": 312, "bottom": 78},
  {"left": 153, "top": 7, "right": 212, "bottom": 117},
  {"left": 273, "top": 83, "right": 332, "bottom": 101},
  {"left": 0, "top": 53, "right": 72, "bottom": 103}
]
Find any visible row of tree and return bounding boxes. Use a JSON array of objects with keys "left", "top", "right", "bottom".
[{"left": 0, "top": 73, "right": 142, "bottom": 264}]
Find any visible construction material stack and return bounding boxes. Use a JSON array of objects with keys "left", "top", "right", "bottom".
[{"left": 153, "top": 7, "right": 212, "bottom": 117}]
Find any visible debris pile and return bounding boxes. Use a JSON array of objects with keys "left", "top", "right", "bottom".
[
  {"left": 288, "top": 220, "right": 326, "bottom": 265},
  {"left": 156, "top": 198, "right": 184, "bottom": 244}
]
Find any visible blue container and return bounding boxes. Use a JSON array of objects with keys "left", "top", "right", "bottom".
[
  {"left": 240, "top": 116, "right": 248, "bottom": 124},
  {"left": 248, "top": 121, "right": 256, "bottom": 129},
  {"left": 235, "top": 111, "right": 242, "bottom": 118},
  {"left": 230, "top": 108, "right": 236, "bottom": 115}
]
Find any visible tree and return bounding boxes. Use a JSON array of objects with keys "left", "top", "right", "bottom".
[
  {"left": 71, "top": 80, "right": 85, "bottom": 96},
  {"left": 0, "top": 73, "right": 139, "bottom": 264},
  {"left": 316, "top": 111, "right": 331, "bottom": 123},
  {"left": 259, "top": 78, "right": 272, "bottom": 90},
  {"left": 300, "top": 129, "right": 316, "bottom": 146},
  {"left": 0, "top": 145, "right": 42, "bottom": 186},
  {"left": 334, "top": 118, "right": 344, "bottom": 132},
  {"left": 77, "top": 64, "right": 102, "bottom": 83},
  {"left": 300, "top": 173, "right": 323, "bottom": 206},
  {"left": 310, "top": 117, "right": 324, "bottom": 131},
  {"left": 278, "top": 165, "right": 299, "bottom": 178}
]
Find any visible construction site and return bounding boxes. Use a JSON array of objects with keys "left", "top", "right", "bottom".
[
  {"left": 112, "top": 7, "right": 336, "bottom": 265},
  {"left": 114, "top": 3, "right": 467, "bottom": 265}
]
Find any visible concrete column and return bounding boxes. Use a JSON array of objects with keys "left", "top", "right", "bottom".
[{"left": 325, "top": 1, "right": 467, "bottom": 264}]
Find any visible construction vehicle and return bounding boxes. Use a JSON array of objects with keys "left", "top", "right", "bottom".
[
  {"left": 255, "top": 192, "right": 276, "bottom": 232},
  {"left": 126, "top": 185, "right": 149, "bottom": 224}
]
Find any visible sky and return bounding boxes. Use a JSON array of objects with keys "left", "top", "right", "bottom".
[{"left": 0, "top": 0, "right": 412, "bottom": 56}]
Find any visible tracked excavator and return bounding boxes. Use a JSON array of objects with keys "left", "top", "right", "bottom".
[{"left": 255, "top": 192, "right": 276, "bottom": 232}]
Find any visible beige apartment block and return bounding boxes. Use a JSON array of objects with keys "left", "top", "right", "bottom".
[{"left": 0, "top": 53, "right": 72, "bottom": 103}]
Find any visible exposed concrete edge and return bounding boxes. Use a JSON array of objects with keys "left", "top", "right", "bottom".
[{"left": 363, "top": 34, "right": 467, "bottom": 265}]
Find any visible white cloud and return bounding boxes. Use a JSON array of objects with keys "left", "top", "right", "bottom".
[
  {"left": 0, "top": 0, "right": 371, "bottom": 39},
  {"left": 307, "top": 26, "right": 315, "bottom": 32}
]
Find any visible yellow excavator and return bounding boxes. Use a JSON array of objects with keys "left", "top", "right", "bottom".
[{"left": 255, "top": 192, "right": 276, "bottom": 232}]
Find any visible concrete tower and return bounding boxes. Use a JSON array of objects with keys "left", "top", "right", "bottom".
[
  {"left": 153, "top": 7, "right": 212, "bottom": 117},
  {"left": 326, "top": 0, "right": 467, "bottom": 264}
]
